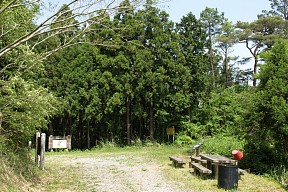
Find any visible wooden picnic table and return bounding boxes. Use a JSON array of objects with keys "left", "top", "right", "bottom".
[
  {"left": 200, "top": 154, "right": 236, "bottom": 164},
  {"left": 200, "top": 154, "right": 237, "bottom": 178}
]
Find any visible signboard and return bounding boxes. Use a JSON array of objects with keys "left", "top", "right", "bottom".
[
  {"left": 48, "top": 135, "right": 72, "bottom": 150},
  {"left": 166, "top": 127, "right": 175, "bottom": 135},
  {"left": 52, "top": 140, "right": 67, "bottom": 149}
]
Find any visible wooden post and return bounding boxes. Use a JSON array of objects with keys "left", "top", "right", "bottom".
[
  {"left": 35, "top": 132, "right": 40, "bottom": 165},
  {"left": 196, "top": 148, "right": 200, "bottom": 157},
  {"left": 67, "top": 135, "right": 72, "bottom": 150},
  {"left": 48, "top": 135, "right": 53, "bottom": 152},
  {"left": 40, "top": 133, "right": 46, "bottom": 170}
]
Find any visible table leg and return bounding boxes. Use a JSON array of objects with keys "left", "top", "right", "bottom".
[
  {"left": 214, "top": 164, "right": 219, "bottom": 179},
  {"left": 207, "top": 161, "right": 212, "bottom": 170}
]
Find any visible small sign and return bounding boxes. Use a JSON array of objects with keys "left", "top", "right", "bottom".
[
  {"left": 48, "top": 135, "right": 72, "bottom": 150},
  {"left": 166, "top": 127, "right": 175, "bottom": 135},
  {"left": 52, "top": 140, "right": 67, "bottom": 148}
]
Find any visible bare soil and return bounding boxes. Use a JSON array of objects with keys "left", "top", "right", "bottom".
[
  {"left": 44, "top": 151, "right": 285, "bottom": 192},
  {"left": 46, "top": 154, "right": 187, "bottom": 192}
]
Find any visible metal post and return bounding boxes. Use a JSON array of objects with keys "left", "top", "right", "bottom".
[{"left": 40, "top": 133, "right": 46, "bottom": 170}]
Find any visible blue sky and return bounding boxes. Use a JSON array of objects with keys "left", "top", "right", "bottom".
[{"left": 160, "top": 0, "right": 271, "bottom": 23}]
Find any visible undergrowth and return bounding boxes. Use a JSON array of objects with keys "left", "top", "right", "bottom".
[{"left": 0, "top": 142, "right": 40, "bottom": 192}]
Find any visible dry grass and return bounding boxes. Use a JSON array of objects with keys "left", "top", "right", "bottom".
[
  {"left": 0, "top": 158, "right": 40, "bottom": 192},
  {"left": 39, "top": 146, "right": 285, "bottom": 192},
  {"left": 40, "top": 159, "right": 85, "bottom": 192}
]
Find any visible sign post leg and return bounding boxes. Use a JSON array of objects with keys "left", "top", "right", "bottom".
[{"left": 40, "top": 133, "right": 46, "bottom": 170}]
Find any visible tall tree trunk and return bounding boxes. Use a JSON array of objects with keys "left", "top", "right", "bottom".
[
  {"left": 246, "top": 40, "right": 260, "bottom": 87},
  {"left": 87, "top": 127, "right": 90, "bottom": 149},
  {"left": 139, "top": 115, "right": 143, "bottom": 139},
  {"left": 209, "top": 48, "right": 215, "bottom": 87},
  {"left": 87, "top": 122, "right": 90, "bottom": 148},
  {"left": 126, "top": 97, "right": 131, "bottom": 145},
  {"left": 252, "top": 58, "right": 258, "bottom": 87},
  {"left": 149, "top": 101, "right": 154, "bottom": 140},
  {"left": 224, "top": 54, "right": 228, "bottom": 88}
]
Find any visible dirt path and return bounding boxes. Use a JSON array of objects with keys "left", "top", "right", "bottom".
[{"left": 46, "top": 154, "right": 187, "bottom": 192}]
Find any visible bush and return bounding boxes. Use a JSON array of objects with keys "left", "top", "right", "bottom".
[
  {"left": 179, "top": 122, "right": 206, "bottom": 139},
  {"left": 174, "top": 134, "right": 194, "bottom": 146},
  {"left": 239, "top": 140, "right": 278, "bottom": 174},
  {"left": 269, "top": 164, "right": 288, "bottom": 189},
  {"left": 200, "top": 135, "right": 245, "bottom": 158},
  {"left": 0, "top": 142, "right": 40, "bottom": 191}
]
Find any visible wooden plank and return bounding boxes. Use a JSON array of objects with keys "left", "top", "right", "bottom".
[
  {"left": 191, "top": 162, "right": 212, "bottom": 174},
  {"left": 169, "top": 156, "right": 185, "bottom": 163},
  {"left": 169, "top": 156, "right": 186, "bottom": 168},
  {"left": 200, "top": 154, "right": 236, "bottom": 164},
  {"left": 191, "top": 156, "right": 207, "bottom": 164}
]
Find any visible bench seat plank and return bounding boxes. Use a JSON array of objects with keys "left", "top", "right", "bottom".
[
  {"left": 191, "top": 156, "right": 207, "bottom": 164},
  {"left": 191, "top": 162, "right": 212, "bottom": 175},
  {"left": 169, "top": 156, "right": 186, "bottom": 168}
]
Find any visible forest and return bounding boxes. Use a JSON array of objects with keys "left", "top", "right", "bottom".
[{"left": 1, "top": 0, "right": 288, "bottom": 187}]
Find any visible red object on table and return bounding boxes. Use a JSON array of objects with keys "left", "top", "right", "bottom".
[{"left": 232, "top": 150, "right": 243, "bottom": 160}]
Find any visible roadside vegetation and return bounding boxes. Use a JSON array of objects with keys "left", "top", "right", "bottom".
[{"left": 0, "top": 144, "right": 40, "bottom": 191}]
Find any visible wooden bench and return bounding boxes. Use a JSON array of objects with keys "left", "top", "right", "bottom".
[
  {"left": 191, "top": 162, "right": 212, "bottom": 176},
  {"left": 169, "top": 156, "right": 186, "bottom": 168},
  {"left": 191, "top": 156, "right": 207, "bottom": 165}
]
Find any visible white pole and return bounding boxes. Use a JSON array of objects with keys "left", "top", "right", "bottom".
[{"left": 40, "top": 133, "right": 46, "bottom": 170}]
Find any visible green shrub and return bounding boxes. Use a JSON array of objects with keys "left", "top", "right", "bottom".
[
  {"left": 0, "top": 142, "right": 40, "bottom": 191},
  {"left": 269, "top": 164, "right": 288, "bottom": 189},
  {"left": 179, "top": 122, "right": 206, "bottom": 139},
  {"left": 174, "top": 134, "right": 194, "bottom": 146},
  {"left": 239, "top": 140, "right": 278, "bottom": 174},
  {"left": 200, "top": 135, "right": 245, "bottom": 158}
]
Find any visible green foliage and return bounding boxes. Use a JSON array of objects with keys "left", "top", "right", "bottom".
[
  {"left": 174, "top": 134, "right": 194, "bottom": 146},
  {"left": 198, "top": 86, "right": 249, "bottom": 137},
  {"left": 0, "top": 142, "right": 40, "bottom": 191},
  {"left": 38, "top": 2, "right": 210, "bottom": 146},
  {"left": 253, "top": 40, "right": 288, "bottom": 163},
  {"left": 269, "top": 164, "right": 288, "bottom": 189},
  {"left": 267, "top": 0, "right": 288, "bottom": 20},
  {"left": 201, "top": 135, "right": 245, "bottom": 158},
  {"left": 0, "top": 0, "right": 39, "bottom": 48},
  {"left": 178, "top": 122, "right": 206, "bottom": 140},
  {"left": 240, "top": 140, "right": 278, "bottom": 174},
  {"left": 0, "top": 76, "right": 61, "bottom": 147},
  {"left": 235, "top": 15, "right": 287, "bottom": 86}
]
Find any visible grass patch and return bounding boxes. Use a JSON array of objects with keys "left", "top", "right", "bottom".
[
  {"left": 42, "top": 158, "right": 85, "bottom": 191},
  {"left": 40, "top": 145, "right": 285, "bottom": 191},
  {"left": 0, "top": 145, "right": 42, "bottom": 192}
]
